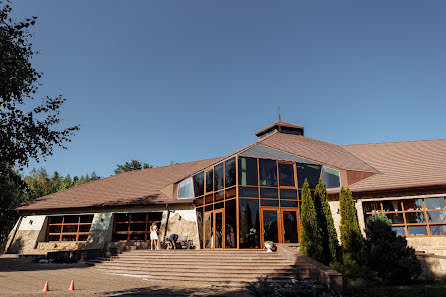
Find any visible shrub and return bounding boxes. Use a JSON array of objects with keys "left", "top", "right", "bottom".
[
  {"left": 339, "top": 187, "right": 362, "bottom": 262},
  {"left": 360, "top": 213, "right": 421, "bottom": 284},
  {"left": 314, "top": 178, "right": 338, "bottom": 264},
  {"left": 300, "top": 179, "right": 323, "bottom": 262},
  {"left": 247, "top": 271, "right": 335, "bottom": 297}
]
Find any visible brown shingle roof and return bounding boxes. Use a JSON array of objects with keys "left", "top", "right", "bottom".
[
  {"left": 15, "top": 157, "right": 222, "bottom": 211},
  {"left": 258, "top": 132, "right": 378, "bottom": 172},
  {"left": 342, "top": 139, "right": 446, "bottom": 192}
]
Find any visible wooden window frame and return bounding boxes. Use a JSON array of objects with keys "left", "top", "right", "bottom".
[
  {"left": 113, "top": 212, "right": 162, "bottom": 242},
  {"left": 363, "top": 197, "right": 446, "bottom": 237},
  {"left": 46, "top": 215, "right": 93, "bottom": 242}
]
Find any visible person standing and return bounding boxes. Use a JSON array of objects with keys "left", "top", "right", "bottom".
[{"left": 150, "top": 222, "right": 159, "bottom": 250}]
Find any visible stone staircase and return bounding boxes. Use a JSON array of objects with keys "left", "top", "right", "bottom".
[{"left": 89, "top": 249, "right": 306, "bottom": 286}]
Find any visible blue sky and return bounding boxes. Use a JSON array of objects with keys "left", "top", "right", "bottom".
[{"left": 11, "top": 1, "right": 446, "bottom": 178}]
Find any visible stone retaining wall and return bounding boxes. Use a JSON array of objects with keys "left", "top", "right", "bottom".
[{"left": 418, "top": 254, "right": 446, "bottom": 280}]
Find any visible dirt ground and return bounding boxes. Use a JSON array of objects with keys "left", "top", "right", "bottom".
[{"left": 0, "top": 258, "right": 251, "bottom": 297}]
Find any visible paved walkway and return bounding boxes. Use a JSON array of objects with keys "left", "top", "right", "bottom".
[{"left": 0, "top": 258, "right": 251, "bottom": 297}]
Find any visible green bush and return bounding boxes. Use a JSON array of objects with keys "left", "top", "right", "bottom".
[
  {"left": 300, "top": 179, "right": 323, "bottom": 262},
  {"left": 330, "top": 257, "right": 374, "bottom": 281},
  {"left": 360, "top": 213, "right": 422, "bottom": 284},
  {"left": 247, "top": 271, "right": 335, "bottom": 297},
  {"left": 339, "top": 187, "right": 362, "bottom": 262},
  {"left": 314, "top": 178, "right": 338, "bottom": 264}
]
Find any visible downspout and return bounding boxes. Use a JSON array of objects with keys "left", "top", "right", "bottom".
[
  {"left": 163, "top": 204, "right": 170, "bottom": 245},
  {"left": 5, "top": 215, "right": 23, "bottom": 253}
]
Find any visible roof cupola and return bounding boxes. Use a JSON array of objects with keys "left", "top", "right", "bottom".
[{"left": 255, "top": 121, "right": 304, "bottom": 139}]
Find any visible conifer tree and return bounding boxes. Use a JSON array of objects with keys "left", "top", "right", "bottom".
[
  {"left": 339, "top": 186, "right": 363, "bottom": 261},
  {"left": 299, "top": 179, "right": 323, "bottom": 262},
  {"left": 314, "top": 178, "right": 338, "bottom": 264}
]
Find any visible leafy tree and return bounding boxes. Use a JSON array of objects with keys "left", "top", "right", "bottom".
[
  {"left": 114, "top": 160, "right": 153, "bottom": 174},
  {"left": 0, "top": 165, "right": 27, "bottom": 250},
  {"left": 0, "top": 1, "right": 78, "bottom": 248},
  {"left": 299, "top": 179, "right": 323, "bottom": 262},
  {"left": 314, "top": 178, "right": 338, "bottom": 264},
  {"left": 339, "top": 186, "right": 363, "bottom": 261},
  {"left": 0, "top": 1, "right": 79, "bottom": 169},
  {"left": 360, "top": 213, "right": 421, "bottom": 283}
]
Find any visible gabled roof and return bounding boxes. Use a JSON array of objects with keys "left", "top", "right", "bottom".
[
  {"left": 342, "top": 139, "right": 446, "bottom": 192},
  {"left": 174, "top": 131, "right": 378, "bottom": 184},
  {"left": 15, "top": 157, "right": 222, "bottom": 212},
  {"left": 258, "top": 132, "right": 378, "bottom": 173}
]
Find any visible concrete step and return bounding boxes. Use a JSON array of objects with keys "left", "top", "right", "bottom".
[
  {"left": 95, "top": 263, "right": 302, "bottom": 274},
  {"left": 98, "top": 268, "right": 298, "bottom": 282},
  {"left": 96, "top": 261, "right": 297, "bottom": 268},
  {"left": 109, "top": 256, "right": 291, "bottom": 263},
  {"left": 92, "top": 249, "right": 307, "bottom": 286},
  {"left": 100, "top": 271, "right": 297, "bottom": 287},
  {"left": 121, "top": 251, "right": 285, "bottom": 256}
]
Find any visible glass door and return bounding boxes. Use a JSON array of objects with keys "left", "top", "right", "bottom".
[
  {"left": 281, "top": 209, "right": 299, "bottom": 243},
  {"left": 261, "top": 207, "right": 300, "bottom": 247},
  {"left": 261, "top": 208, "right": 280, "bottom": 247},
  {"left": 214, "top": 210, "right": 224, "bottom": 249},
  {"left": 204, "top": 212, "right": 213, "bottom": 248},
  {"left": 203, "top": 209, "right": 224, "bottom": 249}
]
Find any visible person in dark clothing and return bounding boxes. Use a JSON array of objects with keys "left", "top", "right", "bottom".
[{"left": 166, "top": 233, "right": 179, "bottom": 249}]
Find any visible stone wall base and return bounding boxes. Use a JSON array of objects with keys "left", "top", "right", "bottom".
[
  {"left": 407, "top": 237, "right": 446, "bottom": 256},
  {"left": 418, "top": 254, "right": 446, "bottom": 280},
  {"left": 7, "top": 230, "right": 41, "bottom": 254}
]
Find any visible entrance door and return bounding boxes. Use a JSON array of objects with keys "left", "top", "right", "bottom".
[
  {"left": 203, "top": 209, "right": 224, "bottom": 249},
  {"left": 260, "top": 207, "right": 299, "bottom": 247},
  {"left": 261, "top": 208, "right": 280, "bottom": 244}
]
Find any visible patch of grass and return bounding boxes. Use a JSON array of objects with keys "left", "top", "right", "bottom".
[{"left": 358, "top": 281, "right": 446, "bottom": 297}]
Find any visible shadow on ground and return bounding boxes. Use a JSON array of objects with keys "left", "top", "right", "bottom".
[
  {"left": 101, "top": 286, "right": 251, "bottom": 297},
  {"left": 0, "top": 258, "right": 90, "bottom": 272}
]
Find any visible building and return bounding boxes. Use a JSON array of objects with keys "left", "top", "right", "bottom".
[{"left": 5, "top": 121, "right": 446, "bottom": 258}]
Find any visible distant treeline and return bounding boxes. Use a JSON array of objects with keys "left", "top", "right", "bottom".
[{"left": 24, "top": 168, "right": 101, "bottom": 200}]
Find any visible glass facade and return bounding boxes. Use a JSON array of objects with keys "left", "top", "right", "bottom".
[
  {"left": 192, "top": 155, "right": 323, "bottom": 249},
  {"left": 363, "top": 197, "right": 446, "bottom": 237}
]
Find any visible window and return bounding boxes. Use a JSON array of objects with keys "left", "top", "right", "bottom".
[
  {"left": 278, "top": 163, "right": 295, "bottom": 187},
  {"left": 296, "top": 163, "right": 321, "bottom": 188},
  {"left": 196, "top": 207, "right": 204, "bottom": 249},
  {"left": 363, "top": 197, "right": 446, "bottom": 237},
  {"left": 321, "top": 167, "right": 340, "bottom": 188},
  {"left": 193, "top": 172, "right": 204, "bottom": 197},
  {"left": 46, "top": 215, "right": 93, "bottom": 242},
  {"left": 225, "top": 158, "right": 236, "bottom": 188},
  {"left": 239, "top": 198, "right": 260, "bottom": 248},
  {"left": 239, "top": 157, "right": 258, "bottom": 186},
  {"left": 259, "top": 159, "right": 277, "bottom": 187},
  {"left": 214, "top": 163, "right": 224, "bottom": 191},
  {"left": 113, "top": 212, "right": 162, "bottom": 242},
  {"left": 205, "top": 169, "right": 214, "bottom": 193},
  {"left": 177, "top": 178, "right": 194, "bottom": 198},
  {"left": 225, "top": 199, "right": 237, "bottom": 248}
]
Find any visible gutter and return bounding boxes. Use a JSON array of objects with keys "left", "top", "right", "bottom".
[{"left": 162, "top": 204, "right": 170, "bottom": 245}]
